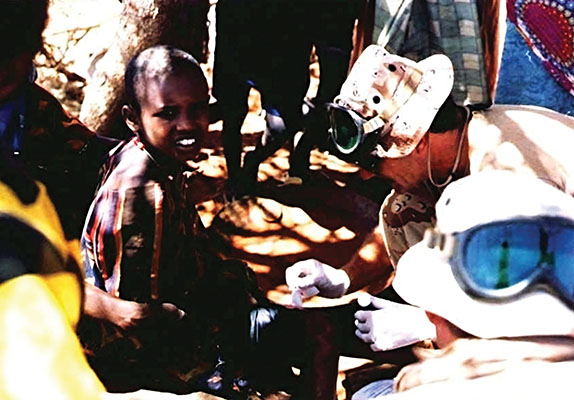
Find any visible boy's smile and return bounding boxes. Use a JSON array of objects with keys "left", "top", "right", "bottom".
[{"left": 137, "top": 69, "right": 209, "bottom": 165}]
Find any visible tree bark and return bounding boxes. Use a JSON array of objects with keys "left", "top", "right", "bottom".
[
  {"left": 350, "top": 0, "right": 374, "bottom": 70},
  {"left": 79, "top": 0, "right": 208, "bottom": 136},
  {"left": 477, "top": 0, "right": 503, "bottom": 102}
]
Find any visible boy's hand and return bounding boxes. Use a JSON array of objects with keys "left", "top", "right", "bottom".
[
  {"left": 113, "top": 301, "right": 185, "bottom": 331},
  {"left": 157, "top": 302, "right": 187, "bottom": 321},
  {"left": 112, "top": 301, "right": 152, "bottom": 330}
]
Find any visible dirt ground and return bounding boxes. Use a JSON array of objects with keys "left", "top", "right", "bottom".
[{"left": 40, "top": 1, "right": 395, "bottom": 398}]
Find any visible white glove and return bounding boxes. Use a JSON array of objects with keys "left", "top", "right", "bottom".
[
  {"left": 285, "top": 259, "right": 350, "bottom": 303},
  {"left": 354, "top": 294, "right": 436, "bottom": 352}
]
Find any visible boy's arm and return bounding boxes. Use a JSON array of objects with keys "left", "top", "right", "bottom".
[
  {"left": 82, "top": 186, "right": 185, "bottom": 330},
  {"left": 81, "top": 187, "right": 149, "bottom": 330},
  {"left": 84, "top": 284, "right": 156, "bottom": 330},
  {"left": 84, "top": 284, "right": 185, "bottom": 330}
]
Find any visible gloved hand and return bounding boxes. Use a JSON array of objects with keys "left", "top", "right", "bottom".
[
  {"left": 354, "top": 294, "right": 436, "bottom": 352},
  {"left": 285, "top": 259, "right": 350, "bottom": 304}
]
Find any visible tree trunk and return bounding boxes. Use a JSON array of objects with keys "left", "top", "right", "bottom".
[
  {"left": 478, "top": 0, "right": 503, "bottom": 102},
  {"left": 350, "top": 0, "right": 374, "bottom": 70},
  {"left": 79, "top": 0, "right": 208, "bottom": 137}
]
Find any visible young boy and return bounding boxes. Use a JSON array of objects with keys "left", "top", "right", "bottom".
[{"left": 80, "top": 45, "right": 339, "bottom": 399}]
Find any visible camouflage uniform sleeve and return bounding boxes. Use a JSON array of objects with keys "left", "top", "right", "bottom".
[{"left": 379, "top": 189, "right": 437, "bottom": 268}]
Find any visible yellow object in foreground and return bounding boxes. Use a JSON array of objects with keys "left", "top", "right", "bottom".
[
  {"left": 0, "top": 177, "right": 105, "bottom": 398},
  {"left": 0, "top": 274, "right": 105, "bottom": 399}
]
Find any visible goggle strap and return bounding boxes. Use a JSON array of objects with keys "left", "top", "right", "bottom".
[
  {"left": 423, "top": 228, "right": 456, "bottom": 258},
  {"left": 363, "top": 116, "right": 385, "bottom": 134}
]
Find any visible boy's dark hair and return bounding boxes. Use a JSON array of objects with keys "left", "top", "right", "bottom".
[
  {"left": 428, "top": 96, "right": 465, "bottom": 133},
  {"left": 0, "top": 0, "right": 49, "bottom": 64},
  {"left": 125, "top": 45, "right": 204, "bottom": 112}
]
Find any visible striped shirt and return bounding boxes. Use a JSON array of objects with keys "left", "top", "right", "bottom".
[{"left": 81, "top": 137, "right": 209, "bottom": 305}]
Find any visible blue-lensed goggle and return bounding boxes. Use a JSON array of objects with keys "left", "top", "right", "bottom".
[{"left": 423, "top": 217, "right": 574, "bottom": 309}]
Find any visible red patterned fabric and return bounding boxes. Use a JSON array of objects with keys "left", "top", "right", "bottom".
[
  {"left": 1, "top": 83, "right": 117, "bottom": 240},
  {"left": 507, "top": 0, "right": 574, "bottom": 94}
]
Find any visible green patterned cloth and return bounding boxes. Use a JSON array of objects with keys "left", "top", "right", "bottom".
[{"left": 374, "top": 0, "right": 490, "bottom": 106}]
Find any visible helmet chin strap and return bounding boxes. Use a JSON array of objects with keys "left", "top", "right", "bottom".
[{"left": 427, "top": 106, "right": 470, "bottom": 188}]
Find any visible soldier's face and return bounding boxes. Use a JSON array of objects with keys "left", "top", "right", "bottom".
[{"left": 371, "top": 135, "right": 429, "bottom": 191}]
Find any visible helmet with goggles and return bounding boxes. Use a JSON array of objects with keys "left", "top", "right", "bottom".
[
  {"left": 328, "top": 45, "right": 454, "bottom": 169},
  {"left": 393, "top": 171, "right": 574, "bottom": 339}
]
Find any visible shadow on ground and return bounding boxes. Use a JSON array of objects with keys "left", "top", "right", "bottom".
[{"left": 193, "top": 128, "right": 392, "bottom": 307}]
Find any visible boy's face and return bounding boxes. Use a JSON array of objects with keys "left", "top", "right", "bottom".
[{"left": 137, "top": 69, "right": 209, "bottom": 165}]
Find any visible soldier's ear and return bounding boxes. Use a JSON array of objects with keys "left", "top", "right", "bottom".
[
  {"left": 414, "top": 132, "right": 429, "bottom": 155},
  {"left": 122, "top": 105, "right": 141, "bottom": 135}
]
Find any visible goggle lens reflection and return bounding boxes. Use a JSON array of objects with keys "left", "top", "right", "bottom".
[
  {"left": 455, "top": 219, "right": 574, "bottom": 305},
  {"left": 329, "top": 107, "right": 363, "bottom": 154}
]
